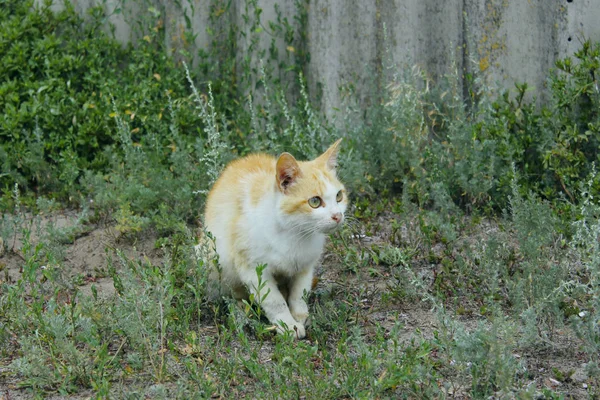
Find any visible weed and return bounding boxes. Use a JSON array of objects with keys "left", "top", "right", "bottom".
[{"left": 3, "top": 1, "right": 600, "bottom": 398}]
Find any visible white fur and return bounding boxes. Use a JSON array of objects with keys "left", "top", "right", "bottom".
[{"left": 197, "top": 145, "right": 346, "bottom": 339}]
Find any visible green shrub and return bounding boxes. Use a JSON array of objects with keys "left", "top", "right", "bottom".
[
  {"left": 569, "top": 170, "right": 600, "bottom": 386},
  {"left": 544, "top": 41, "right": 600, "bottom": 201},
  {"left": 0, "top": 0, "right": 194, "bottom": 199},
  {"left": 342, "top": 40, "right": 600, "bottom": 214}
]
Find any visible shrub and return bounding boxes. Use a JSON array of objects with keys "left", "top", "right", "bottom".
[
  {"left": 342, "top": 40, "right": 600, "bottom": 213},
  {"left": 544, "top": 41, "right": 600, "bottom": 201}
]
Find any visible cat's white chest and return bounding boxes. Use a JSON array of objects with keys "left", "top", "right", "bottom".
[
  {"left": 265, "top": 231, "right": 324, "bottom": 273},
  {"left": 244, "top": 217, "right": 324, "bottom": 274}
]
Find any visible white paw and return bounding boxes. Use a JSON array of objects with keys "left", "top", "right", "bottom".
[
  {"left": 275, "top": 319, "right": 306, "bottom": 339},
  {"left": 289, "top": 301, "right": 309, "bottom": 325},
  {"left": 291, "top": 312, "right": 309, "bottom": 326}
]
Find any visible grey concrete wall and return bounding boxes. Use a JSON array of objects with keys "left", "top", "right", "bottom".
[
  {"left": 39, "top": 0, "right": 600, "bottom": 116},
  {"left": 464, "top": 0, "right": 568, "bottom": 103}
]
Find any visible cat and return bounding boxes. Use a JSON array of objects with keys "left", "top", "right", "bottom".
[{"left": 198, "top": 139, "right": 347, "bottom": 339}]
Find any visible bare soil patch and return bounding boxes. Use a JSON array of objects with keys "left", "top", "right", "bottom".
[{"left": 1, "top": 211, "right": 163, "bottom": 298}]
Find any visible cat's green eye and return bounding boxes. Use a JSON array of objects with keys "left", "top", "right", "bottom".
[
  {"left": 336, "top": 190, "right": 343, "bottom": 202},
  {"left": 308, "top": 196, "right": 322, "bottom": 208}
]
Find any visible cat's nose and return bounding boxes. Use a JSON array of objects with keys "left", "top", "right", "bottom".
[{"left": 331, "top": 212, "right": 342, "bottom": 223}]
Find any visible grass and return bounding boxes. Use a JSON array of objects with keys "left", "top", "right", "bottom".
[
  {"left": 2, "top": 0, "right": 600, "bottom": 398},
  {"left": 2, "top": 192, "right": 598, "bottom": 398}
]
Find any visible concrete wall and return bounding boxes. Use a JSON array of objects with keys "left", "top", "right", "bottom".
[
  {"left": 307, "top": 0, "right": 600, "bottom": 116},
  {"left": 41, "top": 0, "right": 600, "bottom": 116}
]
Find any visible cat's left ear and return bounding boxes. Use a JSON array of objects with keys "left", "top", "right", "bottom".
[
  {"left": 276, "top": 152, "right": 302, "bottom": 193},
  {"left": 316, "top": 138, "right": 342, "bottom": 170}
]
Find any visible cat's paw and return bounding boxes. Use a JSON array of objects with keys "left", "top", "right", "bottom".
[
  {"left": 289, "top": 300, "right": 309, "bottom": 325},
  {"left": 303, "top": 315, "right": 312, "bottom": 328},
  {"left": 291, "top": 311, "right": 309, "bottom": 326},
  {"left": 275, "top": 319, "right": 306, "bottom": 339}
]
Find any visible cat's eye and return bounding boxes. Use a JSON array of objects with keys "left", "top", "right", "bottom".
[
  {"left": 308, "top": 196, "right": 322, "bottom": 208},
  {"left": 336, "top": 190, "right": 343, "bottom": 202}
]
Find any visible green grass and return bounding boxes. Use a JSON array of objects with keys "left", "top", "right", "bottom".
[
  {"left": 3, "top": 196, "right": 599, "bottom": 398},
  {"left": 2, "top": 0, "right": 600, "bottom": 398}
]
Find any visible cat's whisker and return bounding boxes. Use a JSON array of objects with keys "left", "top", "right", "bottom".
[
  {"left": 287, "top": 221, "right": 320, "bottom": 235},
  {"left": 296, "top": 225, "right": 323, "bottom": 242},
  {"left": 343, "top": 217, "right": 361, "bottom": 226},
  {"left": 345, "top": 222, "right": 362, "bottom": 233},
  {"left": 295, "top": 225, "right": 319, "bottom": 238},
  {"left": 287, "top": 219, "right": 318, "bottom": 229}
]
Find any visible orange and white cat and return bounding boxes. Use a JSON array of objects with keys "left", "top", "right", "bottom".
[{"left": 200, "top": 139, "right": 347, "bottom": 339}]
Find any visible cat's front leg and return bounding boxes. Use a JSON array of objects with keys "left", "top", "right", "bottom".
[
  {"left": 288, "top": 265, "right": 315, "bottom": 326},
  {"left": 241, "top": 267, "right": 306, "bottom": 339}
]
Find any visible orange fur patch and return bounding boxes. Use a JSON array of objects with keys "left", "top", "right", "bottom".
[
  {"left": 204, "top": 143, "right": 345, "bottom": 254},
  {"left": 279, "top": 161, "right": 340, "bottom": 215},
  {"left": 205, "top": 153, "right": 275, "bottom": 212}
]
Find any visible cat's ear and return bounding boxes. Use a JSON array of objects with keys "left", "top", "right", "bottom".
[
  {"left": 276, "top": 152, "right": 301, "bottom": 193},
  {"left": 316, "top": 138, "right": 342, "bottom": 170}
]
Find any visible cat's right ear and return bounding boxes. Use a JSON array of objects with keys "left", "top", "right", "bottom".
[
  {"left": 276, "top": 152, "right": 301, "bottom": 193},
  {"left": 316, "top": 138, "right": 342, "bottom": 170}
]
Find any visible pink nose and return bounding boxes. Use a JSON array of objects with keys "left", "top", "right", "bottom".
[{"left": 331, "top": 212, "right": 342, "bottom": 223}]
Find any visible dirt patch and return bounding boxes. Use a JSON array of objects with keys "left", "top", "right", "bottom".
[
  {"left": 520, "top": 331, "right": 592, "bottom": 398},
  {"left": 0, "top": 211, "right": 163, "bottom": 298}
]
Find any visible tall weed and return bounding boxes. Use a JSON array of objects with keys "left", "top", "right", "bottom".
[{"left": 570, "top": 168, "right": 600, "bottom": 385}]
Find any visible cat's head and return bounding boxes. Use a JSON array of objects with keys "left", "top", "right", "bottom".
[{"left": 275, "top": 139, "right": 347, "bottom": 235}]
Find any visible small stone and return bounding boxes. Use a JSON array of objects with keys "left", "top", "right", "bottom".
[{"left": 548, "top": 378, "right": 561, "bottom": 386}]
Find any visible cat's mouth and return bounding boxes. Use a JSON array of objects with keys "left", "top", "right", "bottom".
[{"left": 322, "top": 219, "right": 344, "bottom": 233}]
